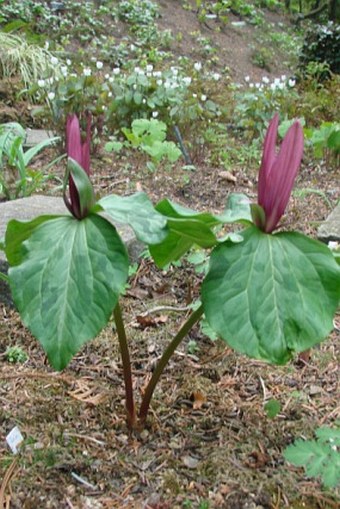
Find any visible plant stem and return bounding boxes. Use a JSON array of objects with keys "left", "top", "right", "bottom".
[
  {"left": 113, "top": 302, "right": 136, "bottom": 429},
  {"left": 138, "top": 304, "right": 204, "bottom": 425}
]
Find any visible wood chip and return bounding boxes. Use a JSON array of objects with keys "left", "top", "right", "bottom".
[{"left": 218, "top": 170, "right": 237, "bottom": 182}]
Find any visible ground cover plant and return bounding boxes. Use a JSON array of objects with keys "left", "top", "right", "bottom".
[{"left": 0, "top": 1, "right": 339, "bottom": 508}]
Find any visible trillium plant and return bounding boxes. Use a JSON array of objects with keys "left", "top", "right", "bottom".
[{"left": 5, "top": 113, "right": 340, "bottom": 430}]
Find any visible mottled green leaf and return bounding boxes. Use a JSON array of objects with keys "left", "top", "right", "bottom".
[
  {"left": 6, "top": 215, "right": 61, "bottom": 266},
  {"left": 202, "top": 226, "right": 340, "bottom": 364},
  {"left": 97, "top": 192, "right": 168, "bottom": 245},
  {"left": 67, "top": 158, "right": 95, "bottom": 217},
  {"left": 149, "top": 199, "right": 220, "bottom": 267},
  {"left": 8, "top": 215, "right": 129, "bottom": 370},
  {"left": 218, "top": 193, "right": 253, "bottom": 224}
]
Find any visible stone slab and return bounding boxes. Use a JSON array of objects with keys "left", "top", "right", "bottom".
[
  {"left": 0, "top": 195, "right": 143, "bottom": 262},
  {"left": 25, "top": 129, "right": 56, "bottom": 147},
  {"left": 317, "top": 203, "right": 340, "bottom": 243}
]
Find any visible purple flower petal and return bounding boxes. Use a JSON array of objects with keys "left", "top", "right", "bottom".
[
  {"left": 65, "top": 113, "right": 92, "bottom": 219},
  {"left": 258, "top": 113, "right": 279, "bottom": 206},
  {"left": 257, "top": 115, "right": 304, "bottom": 233}
]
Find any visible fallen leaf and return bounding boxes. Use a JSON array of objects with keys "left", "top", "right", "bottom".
[
  {"left": 135, "top": 315, "right": 168, "bottom": 329},
  {"left": 218, "top": 170, "right": 237, "bottom": 183},
  {"left": 245, "top": 450, "right": 270, "bottom": 469},
  {"left": 126, "top": 287, "right": 149, "bottom": 299},
  {"left": 68, "top": 381, "right": 108, "bottom": 406},
  {"left": 191, "top": 390, "right": 206, "bottom": 410},
  {"left": 309, "top": 385, "right": 323, "bottom": 396}
]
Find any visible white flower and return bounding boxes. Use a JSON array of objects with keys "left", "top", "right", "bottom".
[
  {"left": 146, "top": 64, "right": 153, "bottom": 72},
  {"left": 274, "top": 78, "right": 280, "bottom": 85},
  {"left": 281, "top": 74, "right": 287, "bottom": 81},
  {"left": 278, "top": 82, "right": 285, "bottom": 90},
  {"left": 171, "top": 68, "right": 178, "bottom": 76},
  {"left": 44, "top": 41, "right": 50, "bottom": 50},
  {"left": 105, "top": 73, "right": 110, "bottom": 79},
  {"left": 37, "top": 79, "right": 45, "bottom": 87},
  {"left": 156, "top": 79, "right": 163, "bottom": 86},
  {"left": 249, "top": 83, "right": 254, "bottom": 88},
  {"left": 109, "top": 77, "right": 114, "bottom": 83},
  {"left": 108, "top": 92, "right": 112, "bottom": 97},
  {"left": 47, "top": 92, "right": 55, "bottom": 100},
  {"left": 61, "top": 66, "right": 68, "bottom": 76},
  {"left": 51, "top": 56, "right": 58, "bottom": 65},
  {"left": 244, "top": 75, "right": 250, "bottom": 82},
  {"left": 255, "top": 82, "right": 261, "bottom": 89},
  {"left": 288, "top": 78, "right": 296, "bottom": 87},
  {"left": 182, "top": 77, "right": 192, "bottom": 86},
  {"left": 192, "top": 93, "right": 197, "bottom": 98},
  {"left": 194, "top": 62, "right": 202, "bottom": 71},
  {"left": 48, "top": 77, "right": 54, "bottom": 84},
  {"left": 201, "top": 94, "right": 207, "bottom": 102},
  {"left": 270, "top": 83, "right": 277, "bottom": 91},
  {"left": 262, "top": 76, "right": 270, "bottom": 84},
  {"left": 142, "top": 98, "right": 146, "bottom": 104},
  {"left": 212, "top": 73, "right": 220, "bottom": 81},
  {"left": 164, "top": 81, "right": 171, "bottom": 89},
  {"left": 134, "top": 66, "right": 141, "bottom": 73},
  {"left": 83, "top": 68, "right": 91, "bottom": 77},
  {"left": 66, "top": 59, "right": 72, "bottom": 66},
  {"left": 113, "top": 67, "right": 120, "bottom": 75},
  {"left": 130, "top": 44, "right": 136, "bottom": 51},
  {"left": 153, "top": 71, "right": 162, "bottom": 78},
  {"left": 152, "top": 111, "right": 159, "bottom": 118},
  {"left": 133, "top": 84, "right": 137, "bottom": 89},
  {"left": 96, "top": 61, "right": 103, "bottom": 69}
]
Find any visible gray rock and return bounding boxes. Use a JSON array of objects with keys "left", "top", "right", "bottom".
[
  {"left": 24, "top": 129, "right": 56, "bottom": 148},
  {"left": 317, "top": 203, "right": 340, "bottom": 243}
]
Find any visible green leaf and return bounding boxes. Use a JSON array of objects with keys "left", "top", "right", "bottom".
[
  {"left": 133, "top": 92, "right": 143, "bottom": 105},
  {"left": 104, "top": 141, "right": 123, "bottom": 153},
  {"left": 218, "top": 193, "right": 253, "bottom": 224},
  {"left": 264, "top": 399, "right": 281, "bottom": 418},
  {"left": 284, "top": 435, "right": 340, "bottom": 488},
  {"left": 315, "top": 427, "right": 340, "bottom": 446},
  {"left": 202, "top": 226, "right": 340, "bottom": 364},
  {"left": 0, "top": 271, "right": 8, "bottom": 282},
  {"left": 8, "top": 215, "right": 129, "bottom": 370},
  {"left": 23, "top": 136, "right": 60, "bottom": 166},
  {"left": 67, "top": 158, "right": 96, "bottom": 218},
  {"left": 327, "top": 129, "right": 340, "bottom": 153},
  {"left": 149, "top": 199, "right": 220, "bottom": 267},
  {"left": 5, "top": 215, "right": 61, "bottom": 266},
  {"left": 97, "top": 192, "right": 168, "bottom": 245},
  {"left": 149, "top": 197, "right": 252, "bottom": 268}
]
